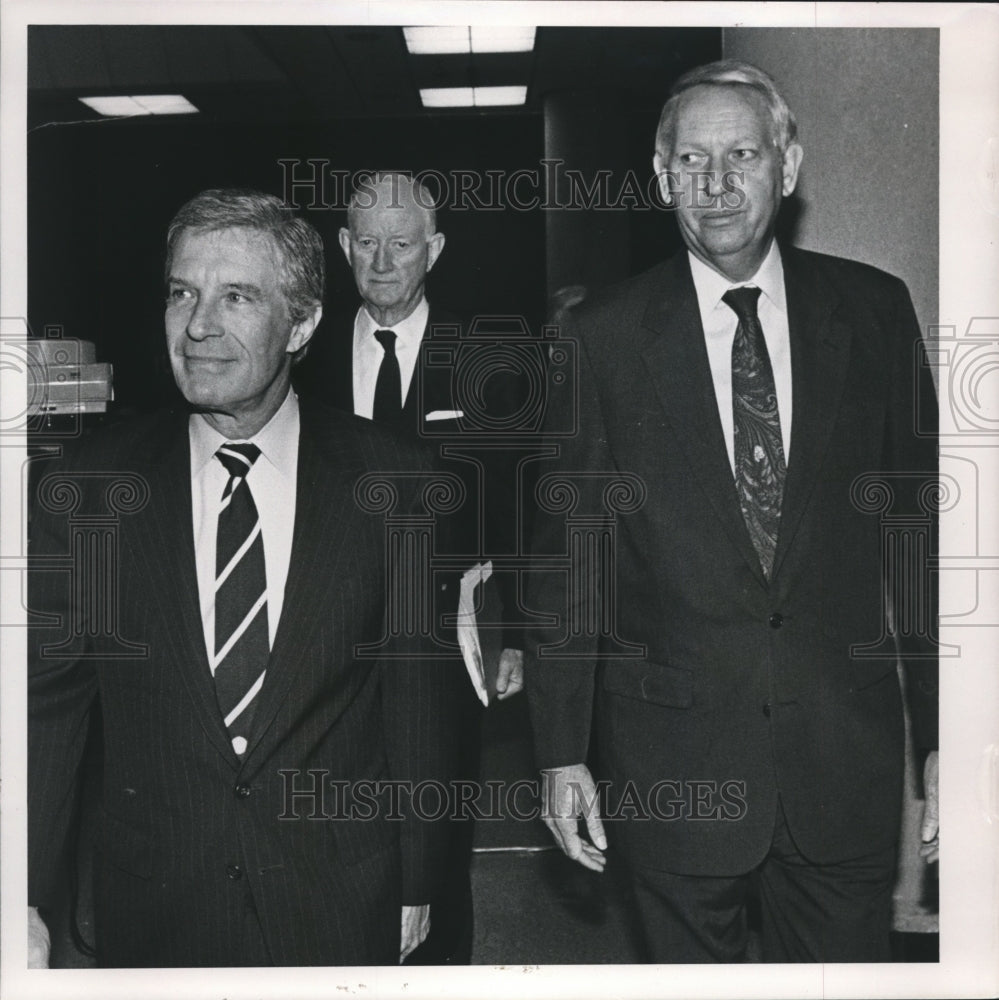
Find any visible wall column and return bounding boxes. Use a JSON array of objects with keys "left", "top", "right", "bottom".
[{"left": 543, "top": 90, "right": 633, "bottom": 304}]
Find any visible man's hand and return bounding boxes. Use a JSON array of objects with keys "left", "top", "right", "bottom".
[
  {"left": 541, "top": 763, "right": 607, "bottom": 872},
  {"left": 494, "top": 647, "right": 524, "bottom": 700},
  {"left": 919, "top": 749, "right": 939, "bottom": 864},
  {"left": 400, "top": 904, "right": 430, "bottom": 962},
  {"left": 28, "top": 907, "right": 50, "bottom": 969}
]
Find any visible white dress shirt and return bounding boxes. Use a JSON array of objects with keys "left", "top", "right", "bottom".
[
  {"left": 687, "top": 241, "right": 793, "bottom": 472},
  {"left": 190, "top": 389, "right": 300, "bottom": 670},
  {"left": 351, "top": 297, "right": 430, "bottom": 419}
]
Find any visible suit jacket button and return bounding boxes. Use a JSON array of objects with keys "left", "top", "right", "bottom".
[
  {"left": 226, "top": 864, "right": 243, "bottom": 880},
  {"left": 762, "top": 703, "right": 772, "bottom": 718},
  {"left": 235, "top": 783, "right": 251, "bottom": 799},
  {"left": 769, "top": 612, "right": 783, "bottom": 628}
]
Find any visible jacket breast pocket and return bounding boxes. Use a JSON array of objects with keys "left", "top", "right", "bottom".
[{"left": 601, "top": 659, "right": 694, "bottom": 708}]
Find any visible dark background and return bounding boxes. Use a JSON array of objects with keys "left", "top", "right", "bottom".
[{"left": 27, "top": 25, "right": 720, "bottom": 411}]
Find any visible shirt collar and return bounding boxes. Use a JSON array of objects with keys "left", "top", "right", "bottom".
[
  {"left": 356, "top": 296, "right": 430, "bottom": 348},
  {"left": 189, "top": 387, "right": 300, "bottom": 479},
  {"left": 687, "top": 240, "right": 786, "bottom": 319}
]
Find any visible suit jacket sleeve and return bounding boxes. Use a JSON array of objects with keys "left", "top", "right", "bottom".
[
  {"left": 379, "top": 456, "right": 464, "bottom": 905},
  {"left": 885, "top": 278, "right": 939, "bottom": 751},
  {"left": 27, "top": 451, "right": 100, "bottom": 910},
  {"left": 484, "top": 369, "right": 534, "bottom": 652},
  {"left": 524, "top": 309, "right": 610, "bottom": 770}
]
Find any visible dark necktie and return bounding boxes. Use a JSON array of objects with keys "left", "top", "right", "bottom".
[
  {"left": 723, "top": 286, "right": 786, "bottom": 580},
  {"left": 372, "top": 329, "right": 401, "bottom": 421},
  {"left": 214, "top": 442, "right": 269, "bottom": 756}
]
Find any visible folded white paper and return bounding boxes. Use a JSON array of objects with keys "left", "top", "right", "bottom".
[{"left": 456, "top": 560, "right": 492, "bottom": 706}]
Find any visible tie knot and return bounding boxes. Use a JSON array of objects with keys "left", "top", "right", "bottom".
[
  {"left": 722, "top": 286, "right": 762, "bottom": 322},
  {"left": 375, "top": 329, "right": 397, "bottom": 354},
  {"left": 216, "top": 442, "right": 261, "bottom": 479}
]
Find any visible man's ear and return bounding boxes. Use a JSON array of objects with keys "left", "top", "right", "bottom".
[
  {"left": 337, "top": 227, "right": 352, "bottom": 265},
  {"left": 652, "top": 152, "right": 673, "bottom": 205},
  {"left": 781, "top": 142, "right": 804, "bottom": 197},
  {"left": 426, "top": 232, "right": 446, "bottom": 272},
  {"left": 287, "top": 303, "right": 323, "bottom": 356}
]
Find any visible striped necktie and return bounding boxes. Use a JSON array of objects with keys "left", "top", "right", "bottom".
[
  {"left": 724, "top": 286, "right": 786, "bottom": 580},
  {"left": 213, "top": 442, "right": 268, "bottom": 757}
]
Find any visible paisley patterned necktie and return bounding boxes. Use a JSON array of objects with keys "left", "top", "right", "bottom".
[{"left": 724, "top": 287, "right": 786, "bottom": 580}]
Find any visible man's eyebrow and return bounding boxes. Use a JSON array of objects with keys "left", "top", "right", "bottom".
[{"left": 225, "top": 281, "right": 264, "bottom": 296}]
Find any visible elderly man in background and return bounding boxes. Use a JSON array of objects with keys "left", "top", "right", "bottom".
[{"left": 296, "top": 171, "right": 528, "bottom": 964}]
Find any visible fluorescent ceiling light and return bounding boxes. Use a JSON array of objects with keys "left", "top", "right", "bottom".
[
  {"left": 79, "top": 94, "right": 199, "bottom": 117},
  {"left": 470, "top": 86, "right": 528, "bottom": 106},
  {"left": 131, "top": 94, "right": 199, "bottom": 114},
  {"left": 420, "top": 87, "right": 475, "bottom": 108},
  {"left": 79, "top": 96, "right": 145, "bottom": 116},
  {"left": 404, "top": 26, "right": 470, "bottom": 54},
  {"left": 404, "top": 26, "right": 536, "bottom": 55},
  {"left": 470, "top": 27, "right": 536, "bottom": 53},
  {"left": 419, "top": 86, "right": 527, "bottom": 108}
]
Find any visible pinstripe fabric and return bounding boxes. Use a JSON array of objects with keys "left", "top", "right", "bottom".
[
  {"left": 28, "top": 399, "right": 463, "bottom": 967},
  {"left": 293, "top": 306, "right": 531, "bottom": 961}
]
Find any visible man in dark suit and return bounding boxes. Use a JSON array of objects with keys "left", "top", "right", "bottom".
[
  {"left": 27, "top": 189, "right": 461, "bottom": 967},
  {"left": 295, "top": 172, "right": 526, "bottom": 963},
  {"left": 527, "top": 60, "right": 939, "bottom": 963}
]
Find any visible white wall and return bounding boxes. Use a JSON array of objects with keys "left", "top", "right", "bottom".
[{"left": 724, "top": 28, "right": 938, "bottom": 335}]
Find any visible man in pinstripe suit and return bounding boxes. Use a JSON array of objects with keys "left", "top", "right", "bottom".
[{"left": 27, "top": 189, "right": 461, "bottom": 967}]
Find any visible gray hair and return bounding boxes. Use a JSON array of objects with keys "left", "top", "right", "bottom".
[
  {"left": 655, "top": 60, "right": 798, "bottom": 160},
  {"left": 345, "top": 172, "right": 438, "bottom": 237},
  {"left": 165, "top": 189, "right": 325, "bottom": 326}
]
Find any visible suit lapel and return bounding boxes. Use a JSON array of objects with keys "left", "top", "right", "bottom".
[
  {"left": 769, "top": 247, "right": 850, "bottom": 579},
  {"left": 329, "top": 314, "right": 355, "bottom": 413},
  {"left": 130, "top": 414, "right": 241, "bottom": 765},
  {"left": 241, "top": 402, "right": 362, "bottom": 767},
  {"left": 409, "top": 306, "right": 457, "bottom": 425},
  {"left": 638, "top": 254, "right": 768, "bottom": 584}
]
